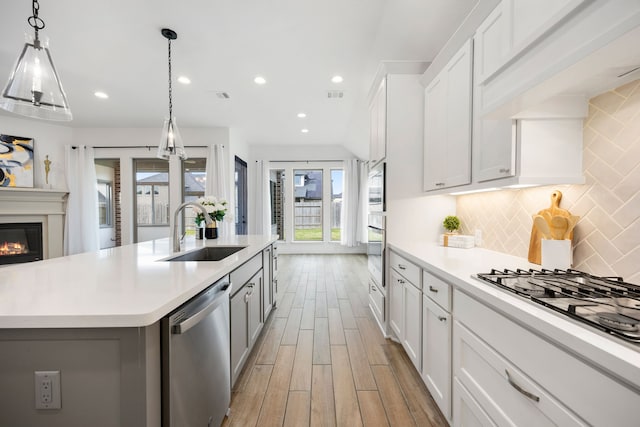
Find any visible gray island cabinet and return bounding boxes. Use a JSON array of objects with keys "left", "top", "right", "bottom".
[{"left": 0, "top": 235, "right": 277, "bottom": 427}]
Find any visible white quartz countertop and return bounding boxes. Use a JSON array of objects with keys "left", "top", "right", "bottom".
[
  {"left": 0, "top": 235, "right": 277, "bottom": 329},
  {"left": 387, "top": 241, "right": 640, "bottom": 390}
]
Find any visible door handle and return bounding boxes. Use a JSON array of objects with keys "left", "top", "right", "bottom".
[{"left": 505, "top": 369, "right": 540, "bottom": 402}]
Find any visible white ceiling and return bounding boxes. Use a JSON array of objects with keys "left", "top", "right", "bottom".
[{"left": 0, "top": 0, "right": 478, "bottom": 157}]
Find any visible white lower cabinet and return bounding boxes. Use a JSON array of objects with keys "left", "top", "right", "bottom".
[
  {"left": 454, "top": 289, "right": 640, "bottom": 427},
  {"left": 389, "top": 269, "right": 404, "bottom": 339},
  {"left": 368, "top": 279, "right": 385, "bottom": 332},
  {"left": 453, "top": 378, "right": 496, "bottom": 427},
  {"left": 402, "top": 280, "right": 422, "bottom": 371},
  {"left": 422, "top": 294, "right": 451, "bottom": 421}
]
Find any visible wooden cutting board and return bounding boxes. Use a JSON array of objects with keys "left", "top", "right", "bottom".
[{"left": 528, "top": 190, "right": 574, "bottom": 264}]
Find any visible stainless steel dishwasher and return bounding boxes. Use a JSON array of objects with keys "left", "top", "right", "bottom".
[{"left": 162, "top": 275, "right": 231, "bottom": 427}]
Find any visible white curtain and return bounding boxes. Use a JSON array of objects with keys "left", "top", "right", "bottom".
[
  {"left": 341, "top": 159, "right": 367, "bottom": 247},
  {"left": 206, "top": 144, "right": 234, "bottom": 236},
  {"left": 64, "top": 145, "right": 99, "bottom": 255},
  {"left": 253, "top": 160, "right": 272, "bottom": 235}
]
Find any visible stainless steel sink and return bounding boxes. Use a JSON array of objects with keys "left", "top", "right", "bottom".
[{"left": 164, "top": 246, "right": 247, "bottom": 262}]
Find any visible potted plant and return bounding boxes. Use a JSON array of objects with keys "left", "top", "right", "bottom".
[
  {"left": 195, "top": 196, "right": 228, "bottom": 239},
  {"left": 443, "top": 215, "right": 461, "bottom": 234}
]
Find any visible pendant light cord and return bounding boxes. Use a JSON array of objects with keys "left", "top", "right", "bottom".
[
  {"left": 28, "top": 0, "right": 45, "bottom": 43},
  {"left": 168, "top": 37, "right": 173, "bottom": 121}
]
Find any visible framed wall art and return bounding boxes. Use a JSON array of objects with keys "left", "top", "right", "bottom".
[{"left": 0, "top": 134, "right": 34, "bottom": 188}]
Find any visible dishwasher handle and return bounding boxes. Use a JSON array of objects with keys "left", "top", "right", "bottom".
[{"left": 172, "top": 283, "right": 230, "bottom": 335}]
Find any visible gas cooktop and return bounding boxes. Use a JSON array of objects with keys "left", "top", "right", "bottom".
[{"left": 475, "top": 269, "right": 640, "bottom": 345}]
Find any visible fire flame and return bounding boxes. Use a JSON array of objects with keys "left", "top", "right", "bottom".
[{"left": 0, "top": 241, "right": 28, "bottom": 256}]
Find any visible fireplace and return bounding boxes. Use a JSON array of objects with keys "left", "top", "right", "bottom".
[{"left": 0, "top": 223, "right": 43, "bottom": 265}]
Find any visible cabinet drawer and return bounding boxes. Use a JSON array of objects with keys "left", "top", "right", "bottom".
[
  {"left": 389, "top": 251, "right": 421, "bottom": 288},
  {"left": 455, "top": 290, "right": 640, "bottom": 427},
  {"left": 453, "top": 378, "right": 496, "bottom": 427},
  {"left": 230, "top": 253, "right": 262, "bottom": 296},
  {"left": 454, "top": 319, "right": 585, "bottom": 427},
  {"left": 422, "top": 270, "right": 451, "bottom": 311}
]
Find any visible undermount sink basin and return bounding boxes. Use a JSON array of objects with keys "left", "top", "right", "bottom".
[{"left": 164, "top": 246, "right": 247, "bottom": 262}]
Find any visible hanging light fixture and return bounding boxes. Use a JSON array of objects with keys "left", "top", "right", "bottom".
[
  {"left": 0, "top": 0, "right": 72, "bottom": 121},
  {"left": 157, "top": 28, "right": 187, "bottom": 160}
]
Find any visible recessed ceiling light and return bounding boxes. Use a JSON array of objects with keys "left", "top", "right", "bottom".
[
  {"left": 331, "top": 75, "right": 344, "bottom": 83},
  {"left": 94, "top": 91, "right": 109, "bottom": 99},
  {"left": 177, "top": 76, "right": 191, "bottom": 84},
  {"left": 297, "top": 112, "right": 307, "bottom": 118},
  {"left": 301, "top": 128, "right": 309, "bottom": 133},
  {"left": 254, "top": 76, "right": 267, "bottom": 85}
]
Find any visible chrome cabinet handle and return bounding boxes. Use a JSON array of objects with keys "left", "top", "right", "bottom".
[
  {"left": 398, "top": 264, "right": 407, "bottom": 270},
  {"left": 429, "top": 286, "right": 438, "bottom": 293},
  {"left": 438, "top": 316, "right": 447, "bottom": 322},
  {"left": 499, "top": 168, "right": 510, "bottom": 174},
  {"left": 505, "top": 369, "right": 540, "bottom": 402},
  {"left": 398, "top": 279, "right": 405, "bottom": 284},
  {"left": 371, "top": 286, "right": 377, "bottom": 292},
  {"left": 435, "top": 182, "right": 445, "bottom": 187}
]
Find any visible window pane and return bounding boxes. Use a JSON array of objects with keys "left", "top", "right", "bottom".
[
  {"left": 271, "top": 170, "right": 285, "bottom": 241},
  {"left": 294, "top": 169, "right": 323, "bottom": 241},
  {"left": 331, "top": 169, "right": 343, "bottom": 241},
  {"left": 183, "top": 158, "right": 206, "bottom": 235},
  {"left": 135, "top": 159, "right": 169, "bottom": 226},
  {"left": 97, "top": 181, "right": 113, "bottom": 227}
]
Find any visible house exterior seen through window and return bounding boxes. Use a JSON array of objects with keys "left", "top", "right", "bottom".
[{"left": 135, "top": 159, "right": 170, "bottom": 226}]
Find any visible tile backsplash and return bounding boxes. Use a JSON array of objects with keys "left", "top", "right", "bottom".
[{"left": 457, "top": 79, "right": 640, "bottom": 283}]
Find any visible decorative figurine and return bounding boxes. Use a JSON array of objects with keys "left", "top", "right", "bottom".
[{"left": 44, "top": 155, "right": 51, "bottom": 185}]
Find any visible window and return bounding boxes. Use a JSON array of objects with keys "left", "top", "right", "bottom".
[
  {"left": 183, "top": 158, "right": 206, "bottom": 235},
  {"left": 331, "top": 169, "right": 343, "bottom": 241},
  {"left": 294, "top": 169, "right": 323, "bottom": 241},
  {"left": 135, "top": 160, "right": 169, "bottom": 226},
  {"left": 97, "top": 180, "right": 113, "bottom": 228}
]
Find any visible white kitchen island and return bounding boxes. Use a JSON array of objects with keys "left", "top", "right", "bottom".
[{"left": 0, "top": 234, "right": 277, "bottom": 427}]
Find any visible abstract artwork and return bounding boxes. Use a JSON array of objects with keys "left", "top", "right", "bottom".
[{"left": 0, "top": 134, "right": 34, "bottom": 188}]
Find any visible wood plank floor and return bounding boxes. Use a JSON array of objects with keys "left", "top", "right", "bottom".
[{"left": 222, "top": 254, "right": 447, "bottom": 427}]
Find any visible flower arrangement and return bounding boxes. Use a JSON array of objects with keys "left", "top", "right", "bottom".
[{"left": 194, "top": 196, "right": 228, "bottom": 227}]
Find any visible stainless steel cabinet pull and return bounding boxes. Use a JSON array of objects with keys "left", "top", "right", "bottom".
[
  {"left": 438, "top": 316, "right": 447, "bottom": 322},
  {"left": 371, "top": 286, "right": 377, "bottom": 292},
  {"left": 398, "top": 279, "right": 405, "bottom": 284},
  {"left": 398, "top": 264, "right": 407, "bottom": 270},
  {"left": 505, "top": 369, "right": 540, "bottom": 402},
  {"left": 435, "top": 182, "right": 445, "bottom": 186},
  {"left": 499, "top": 168, "right": 510, "bottom": 174},
  {"left": 429, "top": 286, "right": 439, "bottom": 293}
]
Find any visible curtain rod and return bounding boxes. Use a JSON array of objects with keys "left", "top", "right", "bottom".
[
  {"left": 73, "top": 145, "right": 213, "bottom": 149},
  {"left": 261, "top": 159, "right": 346, "bottom": 163}
]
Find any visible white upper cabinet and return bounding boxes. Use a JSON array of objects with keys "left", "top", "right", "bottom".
[
  {"left": 479, "top": 0, "right": 640, "bottom": 118},
  {"left": 424, "top": 39, "right": 473, "bottom": 192}
]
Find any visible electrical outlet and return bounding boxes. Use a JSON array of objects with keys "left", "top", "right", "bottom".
[
  {"left": 475, "top": 229, "right": 483, "bottom": 247},
  {"left": 35, "top": 371, "right": 61, "bottom": 410}
]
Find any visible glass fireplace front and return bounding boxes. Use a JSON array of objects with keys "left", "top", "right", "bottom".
[{"left": 0, "top": 223, "right": 43, "bottom": 265}]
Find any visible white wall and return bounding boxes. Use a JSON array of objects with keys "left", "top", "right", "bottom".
[{"left": 0, "top": 115, "right": 72, "bottom": 190}]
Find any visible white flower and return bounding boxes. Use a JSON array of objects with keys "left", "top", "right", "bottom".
[{"left": 204, "top": 205, "right": 215, "bottom": 213}]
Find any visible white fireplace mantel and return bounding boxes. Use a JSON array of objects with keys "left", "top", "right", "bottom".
[{"left": 0, "top": 188, "right": 68, "bottom": 259}]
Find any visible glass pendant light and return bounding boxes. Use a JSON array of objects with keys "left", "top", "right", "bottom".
[
  {"left": 157, "top": 28, "right": 187, "bottom": 160},
  {"left": 0, "top": 0, "right": 72, "bottom": 121}
]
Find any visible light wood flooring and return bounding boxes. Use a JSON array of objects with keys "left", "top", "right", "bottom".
[{"left": 222, "top": 254, "right": 447, "bottom": 427}]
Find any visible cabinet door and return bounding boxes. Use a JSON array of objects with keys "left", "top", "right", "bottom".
[
  {"left": 443, "top": 39, "right": 473, "bottom": 188},
  {"left": 422, "top": 295, "right": 452, "bottom": 421},
  {"left": 453, "top": 378, "right": 497, "bottom": 427},
  {"left": 389, "top": 269, "right": 404, "bottom": 339},
  {"left": 402, "top": 282, "right": 422, "bottom": 371},
  {"left": 423, "top": 74, "right": 446, "bottom": 191},
  {"left": 230, "top": 286, "right": 250, "bottom": 384},
  {"left": 474, "top": 3, "right": 509, "bottom": 84},
  {"left": 248, "top": 271, "right": 263, "bottom": 347},
  {"left": 262, "top": 247, "right": 273, "bottom": 320}
]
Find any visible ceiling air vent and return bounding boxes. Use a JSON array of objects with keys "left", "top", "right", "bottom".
[
  {"left": 327, "top": 90, "right": 345, "bottom": 99},
  {"left": 617, "top": 66, "right": 640, "bottom": 78},
  {"left": 215, "top": 92, "right": 231, "bottom": 99}
]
